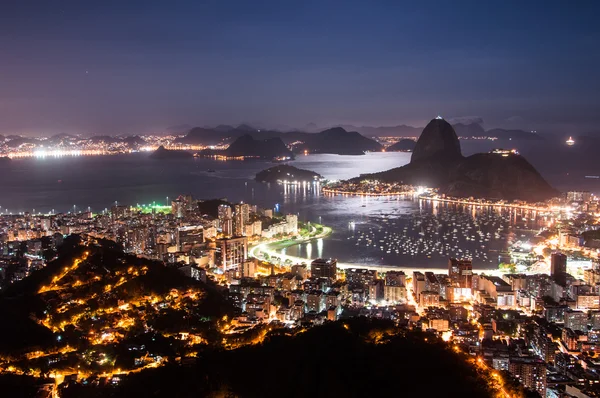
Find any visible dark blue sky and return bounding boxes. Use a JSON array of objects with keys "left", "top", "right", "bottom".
[{"left": 1, "top": 0, "right": 599, "bottom": 135}]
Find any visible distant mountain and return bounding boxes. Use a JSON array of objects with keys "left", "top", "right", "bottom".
[
  {"left": 338, "top": 124, "right": 422, "bottom": 138},
  {"left": 358, "top": 118, "right": 557, "bottom": 202},
  {"left": 224, "top": 134, "right": 292, "bottom": 159},
  {"left": 485, "top": 128, "right": 543, "bottom": 141},
  {"left": 166, "top": 124, "right": 193, "bottom": 134},
  {"left": 386, "top": 139, "right": 416, "bottom": 152},
  {"left": 150, "top": 145, "right": 193, "bottom": 159},
  {"left": 213, "top": 125, "right": 235, "bottom": 132},
  {"left": 123, "top": 135, "right": 146, "bottom": 147},
  {"left": 452, "top": 123, "right": 485, "bottom": 137},
  {"left": 302, "top": 122, "right": 320, "bottom": 133},
  {"left": 236, "top": 124, "right": 257, "bottom": 132},
  {"left": 177, "top": 127, "right": 230, "bottom": 146},
  {"left": 295, "top": 127, "right": 383, "bottom": 155},
  {"left": 5, "top": 137, "right": 40, "bottom": 148},
  {"left": 177, "top": 125, "right": 382, "bottom": 155},
  {"left": 88, "top": 135, "right": 123, "bottom": 144}
]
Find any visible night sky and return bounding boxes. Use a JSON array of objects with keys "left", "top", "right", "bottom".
[{"left": 1, "top": 0, "right": 599, "bottom": 135}]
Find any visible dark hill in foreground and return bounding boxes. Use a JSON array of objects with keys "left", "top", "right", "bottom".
[
  {"left": 359, "top": 118, "right": 557, "bottom": 202},
  {"left": 57, "top": 319, "right": 495, "bottom": 398}
]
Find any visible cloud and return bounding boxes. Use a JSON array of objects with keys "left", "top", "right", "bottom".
[
  {"left": 505, "top": 115, "right": 524, "bottom": 123},
  {"left": 447, "top": 116, "right": 484, "bottom": 125}
]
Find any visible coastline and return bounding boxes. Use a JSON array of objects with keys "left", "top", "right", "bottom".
[{"left": 249, "top": 224, "right": 503, "bottom": 276}]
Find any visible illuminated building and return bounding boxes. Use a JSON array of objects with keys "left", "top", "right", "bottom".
[
  {"left": 306, "top": 291, "right": 325, "bottom": 313},
  {"left": 345, "top": 268, "right": 377, "bottom": 287},
  {"left": 171, "top": 199, "right": 185, "bottom": 218},
  {"left": 423, "top": 318, "right": 449, "bottom": 332},
  {"left": 413, "top": 271, "right": 426, "bottom": 301},
  {"left": 368, "top": 279, "right": 384, "bottom": 302},
  {"left": 111, "top": 205, "right": 130, "bottom": 220},
  {"left": 384, "top": 285, "right": 407, "bottom": 303},
  {"left": 566, "top": 136, "right": 575, "bottom": 146},
  {"left": 233, "top": 203, "right": 250, "bottom": 236},
  {"left": 217, "top": 237, "right": 248, "bottom": 271},
  {"left": 477, "top": 275, "right": 515, "bottom": 308},
  {"left": 508, "top": 358, "right": 547, "bottom": 397},
  {"left": 218, "top": 205, "right": 233, "bottom": 237},
  {"left": 448, "top": 258, "right": 472, "bottom": 289},
  {"left": 420, "top": 291, "right": 440, "bottom": 307},
  {"left": 576, "top": 294, "right": 599, "bottom": 310},
  {"left": 385, "top": 270, "right": 406, "bottom": 287},
  {"left": 285, "top": 214, "right": 298, "bottom": 233},
  {"left": 566, "top": 191, "right": 591, "bottom": 203},
  {"left": 564, "top": 310, "right": 588, "bottom": 332},
  {"left": 310, "top": 258, "right": 337, "bottom": 280},
  {"left": 241, "top": 259, "right": 257, "bottom": 278},
  {"left": 176, "top": 225, "right": 204, "bottom": 252}
]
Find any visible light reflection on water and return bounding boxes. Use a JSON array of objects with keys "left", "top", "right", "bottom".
[{"left": 0, "top": 151, "right": 554, "bottom": 270}]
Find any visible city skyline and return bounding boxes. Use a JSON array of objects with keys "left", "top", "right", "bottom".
[{"left": 1, "top": 1, "right": 600, "bottom": 135}]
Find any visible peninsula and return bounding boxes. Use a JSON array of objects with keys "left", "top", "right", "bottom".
[{"left": 357, "top": 117, "right": 558, "bottom": 202}]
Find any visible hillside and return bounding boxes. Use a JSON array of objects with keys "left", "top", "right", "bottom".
[
  {"left": 0, "top": 237, "right": 230, "bottom": 373},
  {"left": 56, "top": 319, "right": 495, "bottom": 398}
]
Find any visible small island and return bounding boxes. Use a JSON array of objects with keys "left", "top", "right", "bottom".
[
  {"left": 256, "top": 165, "right": 323, "bottom": 184},
  {"left": 0, "top": 156, "right": 10, "bottom": 163},
  {"left": 149, "top": 145, "right": 193, "bottom": 159}
]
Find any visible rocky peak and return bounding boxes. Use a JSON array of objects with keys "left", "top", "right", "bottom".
[{"left": 411, "top": 118, "right": 463, "bottom": 164}]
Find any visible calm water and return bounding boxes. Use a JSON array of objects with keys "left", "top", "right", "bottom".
[{"left": 0, "top": 144, "right": 594, "bottom": 269}]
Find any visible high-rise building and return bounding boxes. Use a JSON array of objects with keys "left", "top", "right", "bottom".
[
  {"left": 413, "top": 271, "right": 426, "bottom": 301},
  {"left": 217, "top": 237, "right": 248, "bottom": 271},
  {"left": 218, "top": 205, "right": 233, "bottom": 237},
  {"left": 384, "top": 285, "right": 407, "bottom": 303},
  {"left": 176, "top": 225, "right": 204, "bottom": 252},
  {"left": 385, "top": 270, "right": 406, "bottom": 287},
  {"left": 508, "top": 358, "right": 546, "bottom": 397},
  {"left": 233, "top": 203, "right": 250, "bottom": 236},
  {"left": 564, "top": 310, "right": 588, "bottom": 332},
  {"left": 551, "top": 252, "right": 567, "bottom": 277},
  {"left": 285, "top": 214, "right": 298, "bottom": 234},
  {"left": 566, "top": 191, "right": 592, "bottom": 203},
  {"left": 448, "top": 258, "right": 472, "bottom": 288},
  {"left": 368, "top": 280, "right": 384, "bottom": 302},
  {"left": 310, "top": 258, "right": 337, "bottom": 280},
  {"left": 171, "top": 199, "right": 185, "bottom": 218}
]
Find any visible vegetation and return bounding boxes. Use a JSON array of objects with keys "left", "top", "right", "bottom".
[{"left": 57, "top": 319, "right": 494, "bottom": 398}]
